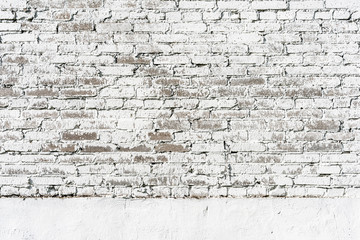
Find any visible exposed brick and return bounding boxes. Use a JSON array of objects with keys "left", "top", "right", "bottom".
[
  {"left": 58, "top": 23, "right": 93, "bottom": 32},
  {"left": 155, "top": 144, "right": 190, "bottom": 153},
  {"left": 118, "top": 145, "right": 152, "bottom": 152},
  {"left": 60, "top": 89, "right": 97, "bottom": 98},
  {"left": 82, "top": 144, "right": 115, "bottom": 152},
  {"left": 62, "top": 131, "right": 97, "bottom": 141},
  {"left": 148, "top": 132, "right": 173, "bottom": 141},
  {"left": 25, "top": 88, "right": 58, "bottom": 97}
]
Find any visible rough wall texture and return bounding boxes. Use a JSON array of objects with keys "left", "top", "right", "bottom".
[{"left": 0, "top": 0, "right": 360, "bottom": 198}]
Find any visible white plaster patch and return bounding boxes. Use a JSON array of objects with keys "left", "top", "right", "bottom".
[{"left": 0, "top": 198, "right": 359, "bottom": 240}]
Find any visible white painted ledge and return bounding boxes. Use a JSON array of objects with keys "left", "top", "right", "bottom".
[{"left": 0, "top": 198, "right": 359, "bottom": 240}]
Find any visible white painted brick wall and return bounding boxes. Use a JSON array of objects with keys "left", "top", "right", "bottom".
[{"left": 0, "top": 0, "right": 359, "bottom": 198}]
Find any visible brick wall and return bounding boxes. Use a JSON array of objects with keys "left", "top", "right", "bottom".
[{"left": 0, "top": 0, "right": 359, "bottom": 198}]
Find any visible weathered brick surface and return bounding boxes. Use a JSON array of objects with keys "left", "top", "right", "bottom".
[{"left": 0, "top": 0, "right": 359, "bottom": 198}]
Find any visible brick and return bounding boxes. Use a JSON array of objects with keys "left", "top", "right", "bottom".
[
  {"left": 179, "top": 1, "right": 215, "bottom": 9},
  {"left": 154, "top": 56, "right": 190, "bottom": 65},
  {"left": 118, "top": 145, "right": 152, "bottom": 152},
  {"left": 0, "top": 23, "right": 20, "bottom": 31},
  {"left": 78, "top": 56, "right": 114, "bottom": 65},
  {"left": 172, "top": 23, "right": 207, "bottom": 33},
  {"left": 134, "top": 23, "right": 169, "bottom": 33},
  {"left": 212, "top": 67, "right": 247, "bottom": 76},
  {"left": 155, "top": 144, "right": 189, "bottom": 152},
  {"left": 97, "top": 44, "right": 133, "bottom": 53},
  {"left": 142, "top": 0, "right": 176, "bottom": 10},
  {"left": 268, "top": 55, "right": 302, "bottom": 64},
  {"left": 192, "top": 143, "right": 224, "bottom": 152},
  {"left": 119, "top": 164, "right": 150, "bottom": 175},
  {"left": 32, "top": 177, "right": 63, "bottom": 185},
  {"left": 304, "top": 55, "right": 342, "bottom": 65},
  {"left": 247, "top": 23, "right": 281, "bottom": 32},
  {"left": 117, "top": 56, "right": 151, "bottom": 65},
  {"left": 82, "top": 144, "right": 116, "bottom": 153},
  {"left": 230, "top": 56, "right": 265, "bottom": 65},
  {"left": 229, "top": 142, "right": 266, "bottom": 152},
  {"left": 192, "top": 56, "right": 227, "bottom": 65},
  {"left": 228, "top": 188, "right": 247, "bottom": 197},
  {"left": 306, "top": 142, "right": 343, "bottom": 152},
  {"left": 333, "top": 11, "right": 351, "bottom": 20},
  {"left": 217, "top": 1, "right": 249, "bottom": 9},
  {"left": 323, "top": 44, "right": 358, "bottom": 53},
  {"left": 2, "top": 33, "right": 36, "bottom": 42},
  {"left": 284, "top": 154, "right": 320, "bottom": 163},
  {"left": 228, "top": 33, "right": 262, "bottom": 43},
  {"left": 25, "top": 132, "right": 59, "bottom": 141},
  {"left": 60, "top": 89, "right": 97, "bottom": 98},
  {"left": 61, "top": 110, "right": 96, "bottom": 119},
  {"left": 62, "top": 131, "right": 97, "bottom": 141},
  {"left": 114, "top": 33, "right": 149, "bottom": 43},
  {"left": 0, "top": 176, "right": 28, "bottom": 185},
  {"left": 285, "top": 23, "right": 321, "bottom": 32},
  {"left": 306, "top": 120, "right": 340, "bottom": 131},
  {"left": 1, "top": 186, "right": 19, "bottom": 196},
  {"left": 22, "top": 110, "right": 58, "bottom": 119},
  {"left": 105, "top": 176, "right": 142, "bottom": 187},
  {"left": 37, "top": 164, "right": 76, "bottom": 175},
  {"left": 294, "top": 177, "right": 330, "bottom": 185},
  {"left": 0, "top": 88, "right": 22, "bottom": 97},
  {"left": 265, "top": 34, "right": 301, "bottom": 43},
  {"left": 182, "top": 175, "right": 217, "bottom": 186},
  {"left": 25, "top": 88, "right": 58, "bottom": 97},
  {"left": 326, "top": 0, "right": 360, "bottom": 8},
  {"left": 0, "top": 0, "right": 26, "bottom": 8},
  {"left": 0, "top": 10, "right": 14, "bottom": 19},
  {"left": 251, "top": 1, "right": 287, "bottom": 10},
  {"left": 152, "top": 34, "right": 187, "bottom": 43},
  {"left": 96, "top": 23, "right": 132, "bottom": 33},
  {"left": 249, "top": 67, "right": 282, "bottom": 75},
  {"left": 286, "top": 67, "right": 322, "bottom": 75},
  {"left": 174, "top": 66, "right": 210, "bottom": 76},
  {"left": 209, "top": 23, "right": 245, "bottom": 32},
  {"left": 290, "top": 1, "right": 324, "bottom": 9},
  {"left": 148, "top": 132, "right": 173, "bottom": 141},
  {"left": 287, "top": 44, "right": 321, "bottom": 53},
  {"left": 143, "top": 176, "right": 179, "bottom": 186},
  {"left": 323, "top": 66, "right": 360, "bottom": 75},
  {"left": 318, "top": 165, "right": 341, "bottom": 174},
  {"left": 58, "top": 23, "right": 93, "bottom": 32},
  {"left": 98, "top": 66, "right": 134, "bottom": 76}
]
